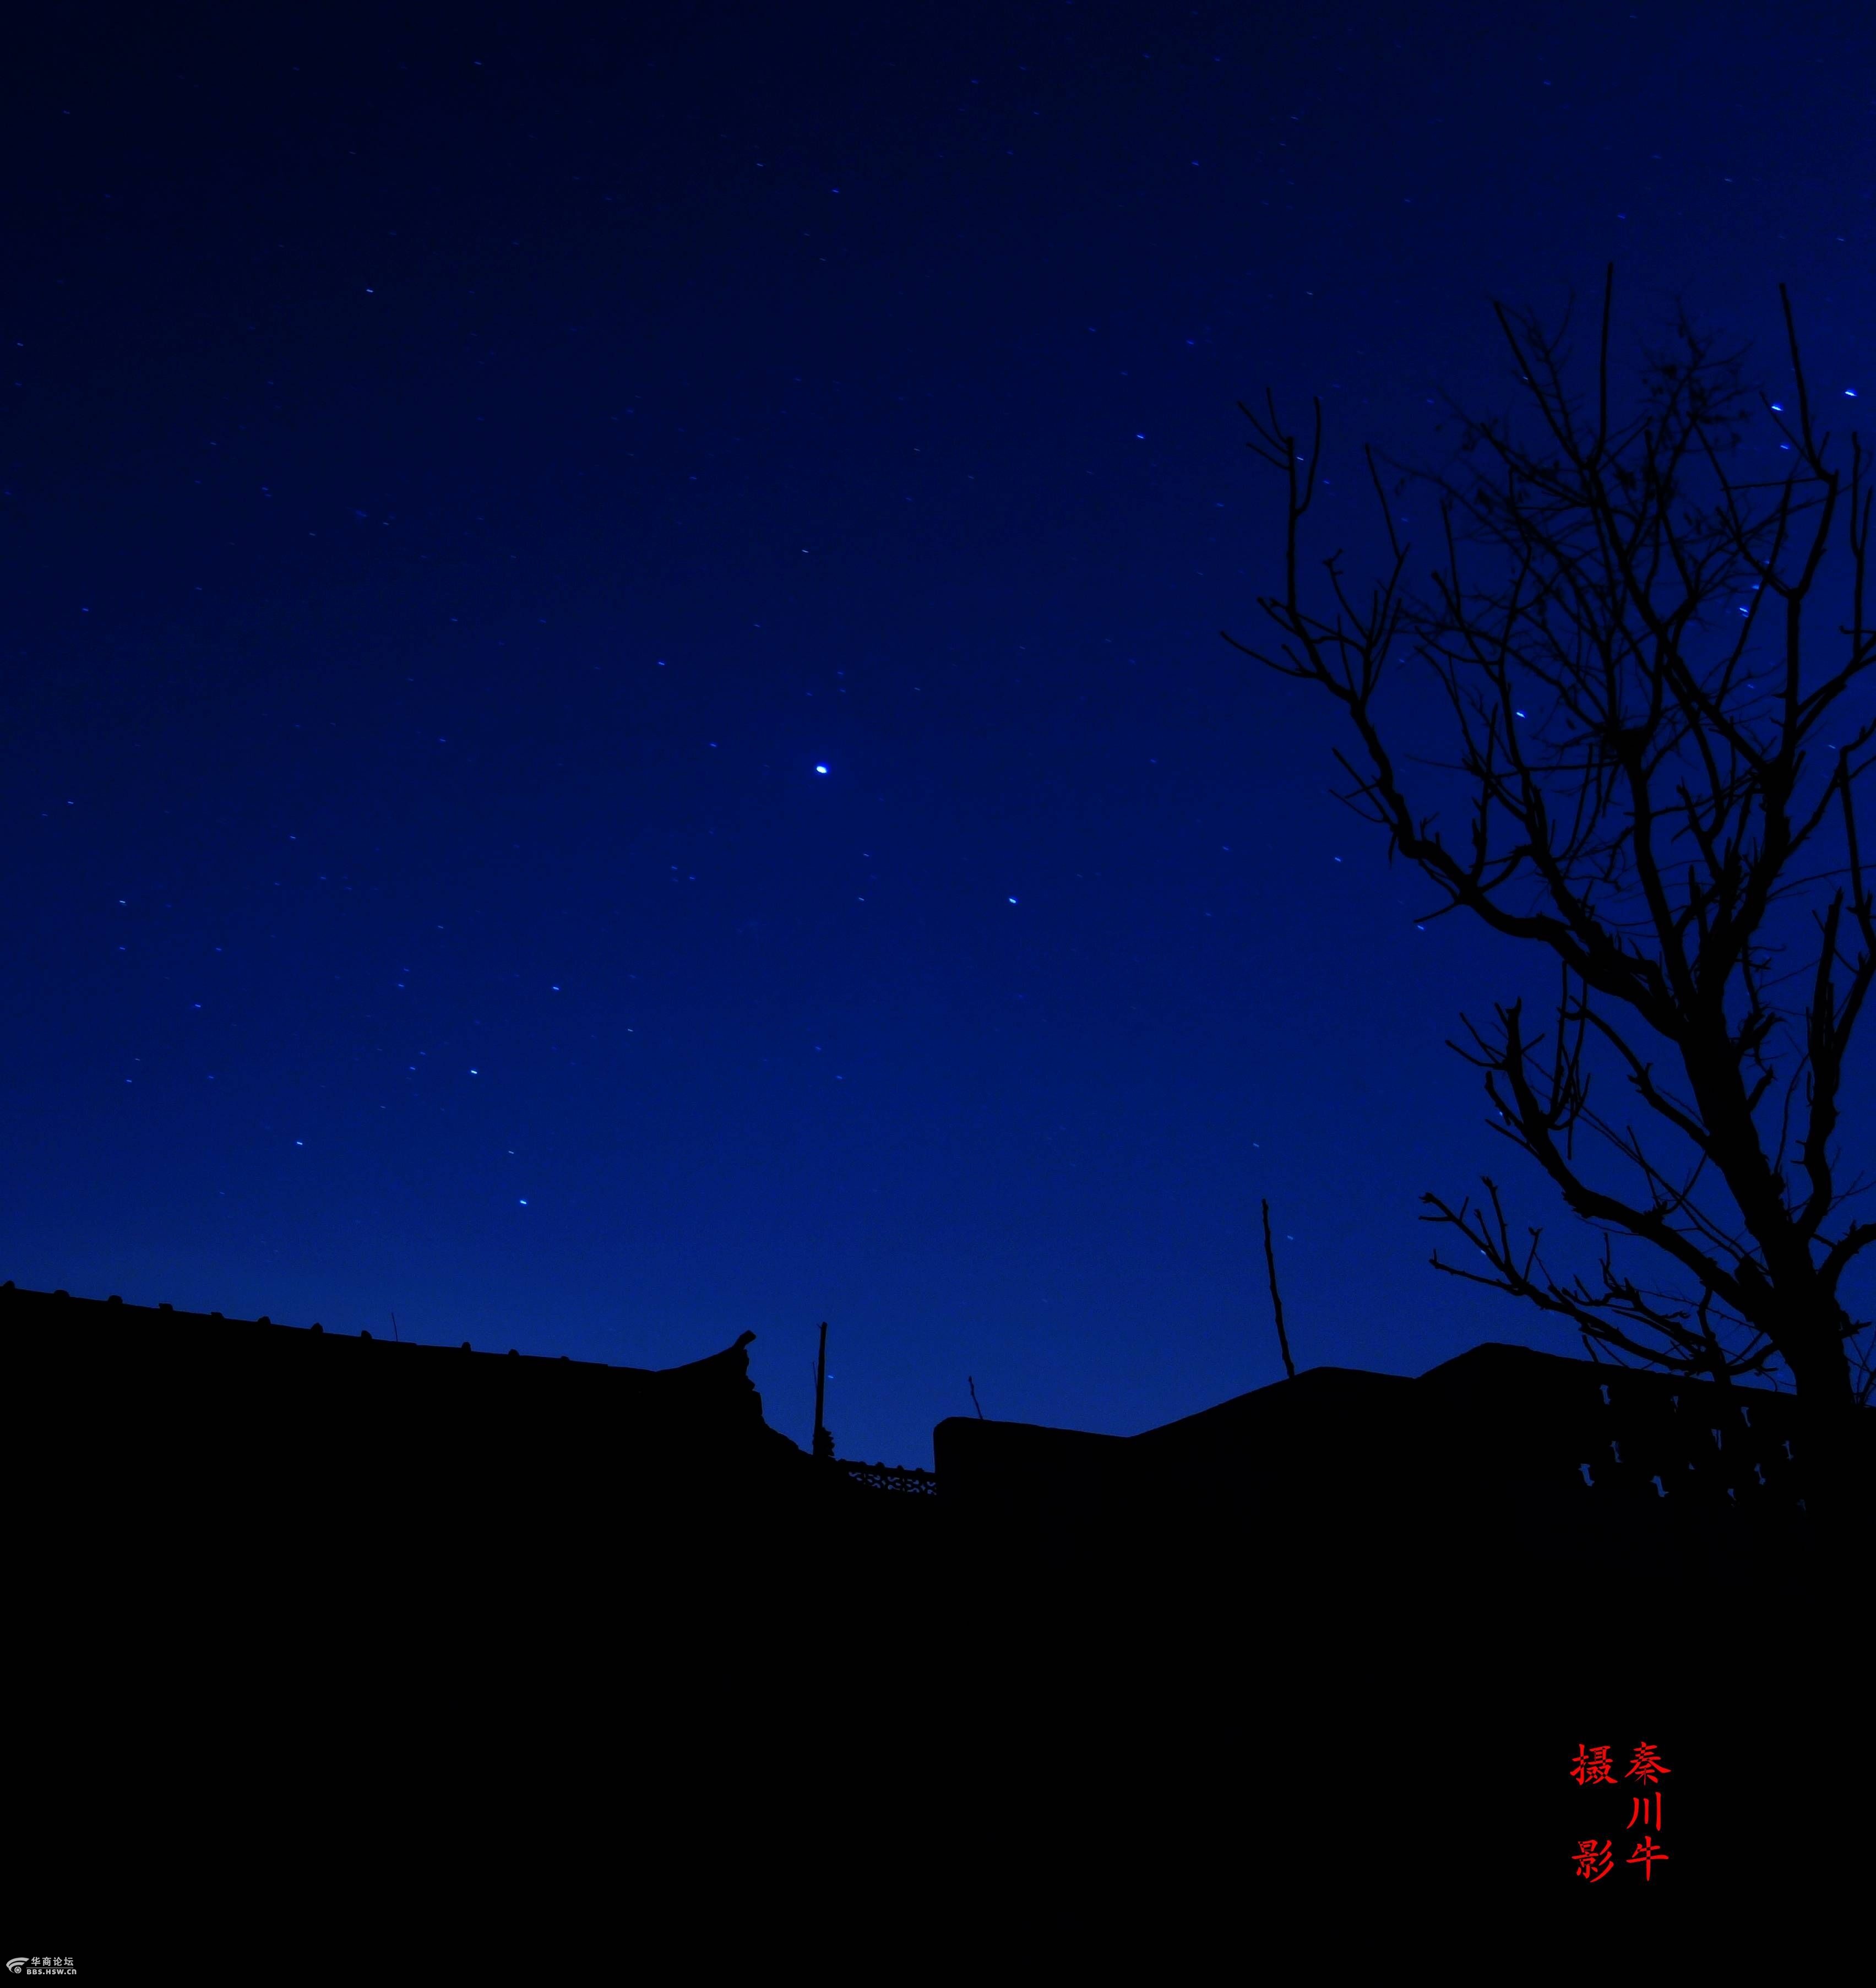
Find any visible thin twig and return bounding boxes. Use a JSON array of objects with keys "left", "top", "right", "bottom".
[{"left": 1261, "top": 1199, "right": 1298, "bottom": 1380}]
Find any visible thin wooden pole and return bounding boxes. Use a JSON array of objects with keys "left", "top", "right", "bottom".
[
  {"left": 1261, "top": 1199, "right": 1297, "bottom": 1381},
  {"left": 812, "top": 1319, "right": 831, "bottom": 1458}
]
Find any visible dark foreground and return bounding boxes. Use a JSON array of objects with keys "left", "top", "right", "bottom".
[{"left": 9, "top": 1284, "right": 1866, "bottom": 1954}]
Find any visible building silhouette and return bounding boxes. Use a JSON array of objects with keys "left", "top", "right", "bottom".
[
  {"left": 939, "top": 1339, "right": 1824, "bottom": 1601},
  {"left": 7, "top": 1276, "right": 1866, "bottom": 1919}
]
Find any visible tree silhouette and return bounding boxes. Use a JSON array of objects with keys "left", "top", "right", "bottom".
[{"left": 1225, "top": 268, "right": 1876, "bottom": 1418}]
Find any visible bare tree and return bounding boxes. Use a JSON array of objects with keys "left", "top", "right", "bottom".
[{"left": 1224, "top": 268, "right": 1876, "bottom": 1432}]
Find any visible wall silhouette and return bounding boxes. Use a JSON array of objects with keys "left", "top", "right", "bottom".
[{"left": 936, "top": 1341, "right": 1826, "bottom": 1599}]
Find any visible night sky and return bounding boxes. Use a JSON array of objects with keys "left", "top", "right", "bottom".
[{"left": 5, "top": 2, "right": 1872, "bottom": 1468}]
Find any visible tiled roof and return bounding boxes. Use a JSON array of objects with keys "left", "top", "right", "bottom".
[{"left": 1, "top": 1276, "right": 796, "bottom": 1474}]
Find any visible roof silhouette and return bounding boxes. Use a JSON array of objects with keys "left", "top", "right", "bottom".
[{"left": 7, "top": 1275, "right": 1867, "bottom": 1915}]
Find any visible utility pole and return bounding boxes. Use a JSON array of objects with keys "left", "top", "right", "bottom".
[
  {"left": 812, "top": 1319, "right": 834, "bottom": 1459},
  {"left": 1261, "top": 1199, "right": 1297, "bottom": 1381}
]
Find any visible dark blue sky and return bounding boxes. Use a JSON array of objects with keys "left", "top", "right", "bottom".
[{"left": 4, "top": 2, "right": 1871, "bottom": 1465}]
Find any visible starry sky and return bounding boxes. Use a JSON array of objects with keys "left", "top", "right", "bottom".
[{"left": 4, "top": 1, "right": 1872, "bottom": 1466}]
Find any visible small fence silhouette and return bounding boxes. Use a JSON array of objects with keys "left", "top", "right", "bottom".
[
  {"left": 836, "top": 1458, "right": 938, "bottom": 1496},
  {"left": 1564, "top": 1365, "right": 1811, "bottom": 1519}
]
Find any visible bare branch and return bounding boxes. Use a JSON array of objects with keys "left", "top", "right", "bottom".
[{"left": 1228, "top": 281, "right": 1876, "bottom": 1409}]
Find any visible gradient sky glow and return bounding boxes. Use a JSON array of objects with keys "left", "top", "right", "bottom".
[{"left": 4, "top": 2, "right": 1871, "bottom": 1465}]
